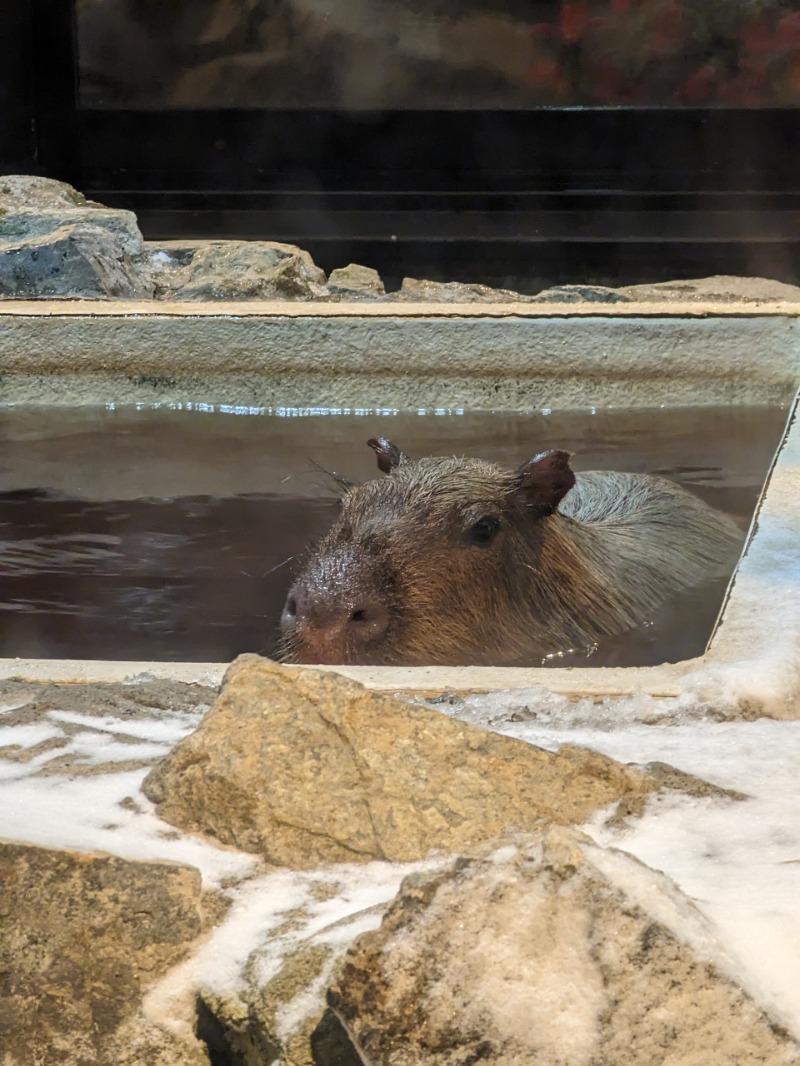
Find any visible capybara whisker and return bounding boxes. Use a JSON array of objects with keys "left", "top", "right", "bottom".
[{"left": 262, "top": 555, "right": 295, "bottom": 578}]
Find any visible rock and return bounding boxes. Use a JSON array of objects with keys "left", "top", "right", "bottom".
[
  {"left": 0, "top": 675, "right": 214, "bottom": 722},
  {"left": 0, "top": 175, "right": 144, "bottom": 258},
  {"left": 0, "top": 176, "right": 151, "bottom": 299},
  {"left": 395, "top": 277, "right": 532, "bottom": 301},
  {"left": 0, "top": 224, "right": 154, "bottom": 299},
  {"left": 200, "top": 944, "right": 337, "bottom": 1066},
  {"left": 149, "top": 239, "right": 328, "bottom": 300},
  {"left": 0, "top": 840, "right": 209, "bottom": 1066},
  {"left": 357, "top": 274, "right": 800, "bottom": 306},
  {"left": 326, "top": 262, "right": 386, "bottom": 298},
  {"left": 192, "top": 859, "right": 433, "bottom": 1066},
  {"left": 328, "top": 829, "right": 800, "bottom": 1066},
  {"left": 104, "top": 1017, "right": 211, "bottom": 1066},
  {"left": 532, "top": 283, "right": 631, "bottom": 302},
  {"left": 0, "top": 175, "right": 97, "bottom": 211},
  {"left": 0, "top": 677, "right": 213, "bottom": 779},
  {"left": 143, "top": 655, "right": 656, "bottom": 868},
  {"left": 619, "top": 275, "right": 800, "bottom": 303}
]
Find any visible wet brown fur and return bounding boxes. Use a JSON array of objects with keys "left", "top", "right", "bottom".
[{"left": 280, "top": 446, "right": 745, "bottom": 666}]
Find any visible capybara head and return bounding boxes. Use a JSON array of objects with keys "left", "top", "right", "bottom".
[{"left": 279, "top": 438, "right": 578, "bottom": 666}]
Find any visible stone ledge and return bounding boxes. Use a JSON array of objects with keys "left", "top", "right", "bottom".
[
  {"left": 3, "top": 298, "right": 800, "bottom": 317},
  {"left": 0, "top": 656, "right": 690, "bottom": 698}
]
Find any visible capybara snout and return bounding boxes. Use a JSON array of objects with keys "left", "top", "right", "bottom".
[{"left": 281, "top": 550, "right": 392, "bottom": 665}]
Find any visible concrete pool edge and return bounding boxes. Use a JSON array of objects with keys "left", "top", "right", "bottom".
[
  {"left": 5, "top": 298, "right": 800, "bottom": 317},
  {"left": 1, "top": 300, "right": 799, "bottom": 409},
  {"left": 0, "top": 657, "right": 698, "bottom": 698},
  {"left": 1, "top": 300, "right": 799, "bottom": 715}
]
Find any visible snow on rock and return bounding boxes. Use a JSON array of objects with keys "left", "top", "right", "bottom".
[
  {"left": 328, "top": 828, "right": 800, "bottom": 1066},
  {"left": 2, "top": 671, "right": 800, "bottom": 1062},
  {"left": 0, "top": 685, "right": 254, "bottom": 886},
  {"left": 438, "top": 691, "right": 800, "bottom": 1043},
  {"left": 143, "top": 857, "right": 440, "bottom": 1058}
]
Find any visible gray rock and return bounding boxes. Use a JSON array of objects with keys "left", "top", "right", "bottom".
[
  {"left": 0, "top": 175, "right": 143, "bottom": 258},
  {"left": 0, "top": 174, "right": 96, "bottom": 210},
  {"left": 143, "top": 655, "right": 657, "bottom": 869},
  {"left": 150, "top": 239, "right": 328, "bottom": 300},
  {"left": 0, "top": 224, "right": 153, "bottom": 299},
  {"left": 0, "top": 840, "right": 209, "bottom": 1066},
  {"left": 0, "top": 176, "right": 150, "bottom": 299},
  {"left": 532, "top": 283, "right": 631, "bottom": 303},
  {"left": 329, "top": 828, "right": 800, "bottom": 1066},
  {"left": 395, "top": 277, "right": 533, "bottom": 301},
  {"left": 327, "top": 262, "right": 386, "bottom": 297}
]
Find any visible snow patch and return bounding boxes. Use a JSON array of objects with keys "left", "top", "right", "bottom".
[
  {"left": 0, "top": 701, "right": 32, "bottom": 715},
  {"left": 144, "top": 859, "right": 437, "bottom": 1042},
  {"left": 47, "top": 708, "right": 201, "bottom": 743},
  {"left": 513, "top": 719, "right": 800, "bottom": 1042},
  {"left": 0, "top": 769, "right": 255, "bottom": 885},
  {"left": 0, "top": 721, "right": 61, "bottom": 749},
  {"left": 65, "top": 730, "right": 173, "bottom": 763}
]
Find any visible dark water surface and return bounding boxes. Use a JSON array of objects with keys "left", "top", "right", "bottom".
[{"left": 0, "top": 405, "right": 788, "bottom": 665}]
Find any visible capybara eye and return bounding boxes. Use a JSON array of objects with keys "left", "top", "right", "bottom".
[
  {"left": 464, "top": 516, "right": 500, "bottom": 546},
  {"left": 285, "top": 596, "right": 297, "bottom": 618}
]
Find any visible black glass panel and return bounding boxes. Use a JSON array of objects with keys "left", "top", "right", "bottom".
[{"left": 76, "top": 0, "right": 800, "bottom": 110}]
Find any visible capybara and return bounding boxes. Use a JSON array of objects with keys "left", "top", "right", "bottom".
[{"left": 279, "top": 438, "right": 744, "bottom": 666}]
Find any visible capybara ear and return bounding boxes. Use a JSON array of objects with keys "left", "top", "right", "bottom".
[
  {"left": 514, "top": 449, "right": 576, "bottom": 514},
  {"left": 367, "top": 437, "right": 411, "bottom": 474}
]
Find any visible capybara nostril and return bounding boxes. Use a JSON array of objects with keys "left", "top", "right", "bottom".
[
  {"left": 347, "top": 601, "right": 389, "bottom": 644},
  {"left": 281, "top": 587, "right": 306, "bottom": 630}
]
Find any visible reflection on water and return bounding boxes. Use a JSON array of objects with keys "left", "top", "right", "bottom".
[
  {"left": 0, "top": 404, "right": 787, "bottom": 664},
  {"left": 0, "top": 490, "right": 337, "bottom": 662},
  {"left": 78, "top": 0, "right": 800, "bottom": 109}
]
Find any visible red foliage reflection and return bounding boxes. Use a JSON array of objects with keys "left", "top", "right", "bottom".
[{"left": 522, "top": 0, "right": 800, "bottom": 107}]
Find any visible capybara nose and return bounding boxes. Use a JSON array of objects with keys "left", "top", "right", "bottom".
[
  {"left": 281, "top": 584, "right": 321, "bottom": 629},
  {"left": 346, "top": 599, "right": 389, "bottom": 646},
  {"left": 282, "top": 586, "right": 389, "bottom": 648}
]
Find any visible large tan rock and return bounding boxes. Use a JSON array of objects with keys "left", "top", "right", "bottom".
[
  {"left": 0, "top": 841, "right": 209, "bottom": 1066},
  {"left": 150, "top": 239, "right": 327, "bottom": 300},
  {"left": 143, "top": 655, "right": 655, "bottom": 869},
  {"left": 328, "top": 829, "right": 800, "bottom": 1066}
]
